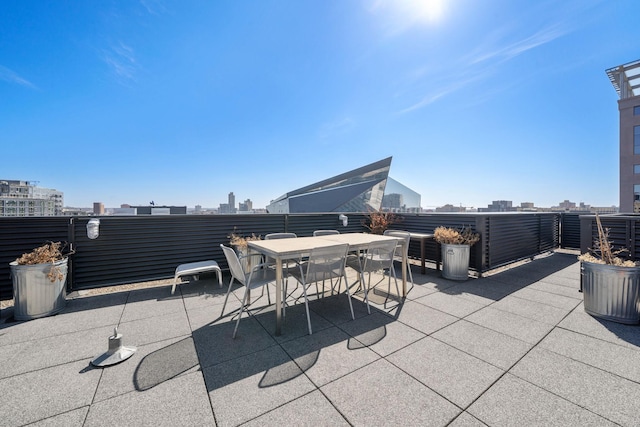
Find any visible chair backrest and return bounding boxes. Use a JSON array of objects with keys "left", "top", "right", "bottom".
[
  {"left": 383, "top": 230, "right": 410, "bottom": 257},
  {"left": 361, "top": 239, "right": 397, "bottom": 272},
  {"left": 265, "top": 232, "right": 297, "bottom": 240},
  {"left": 220, "top": 244, "right": 247, "bottom": 286},
  {"left": 313, "top": 230, "right": 340, "bottom": 236},
  {"left": 304, "top": 244, "right": 349, "bottom": 283},
  {"left": 264, "top": 233, "right": 297, "bottom": 265}
]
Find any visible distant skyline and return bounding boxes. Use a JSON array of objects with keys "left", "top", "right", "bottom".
[
  {"left": 2, "top": 0, "right": 639, "bottom": 209},
  {"left": 80, "top": 193, "right": 612, "bottom": 211}
]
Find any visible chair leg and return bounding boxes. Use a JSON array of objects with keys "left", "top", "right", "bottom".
[
  {"left": 233, "top": 287, "right": 250, "bottom": 339},
  {"left": 341, "top": 272, "right": 355, "bottom": 320},
  {"left": 220, "top": 277, "right": 236, "bottom": 317},
  {"left": 171, "top": 275, "right": 180, "bottom": 295},
  {"left": 392, "top": 266, "right": 400, "bottom": 300}
]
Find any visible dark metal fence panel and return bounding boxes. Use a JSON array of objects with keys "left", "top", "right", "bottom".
[
  {"left": 285, "top": 213, "right": 368, "bottom": 237},
  {"left": 388, "top": 213, "right": 482, "bottom": 268},
  {"left": 540, "top": 214, "right": 560, "bottom": 253},
  {"left": 580, "top": 214, "right": 640, "bottom": 260},
  {"left": 0, "top": 217, "right": 71, "bottom": 300},
  {"left": 70, "top": 215, "right": 289, "bottom": 290},
  {"left": 486, "top": 214, "right": 559, "bottom": 269},
  {"left": 560, "top": 213, "right": 582, "bottom": 249},
  {"left": 1, "top": 212, "right": 565, "bottom": 300}
]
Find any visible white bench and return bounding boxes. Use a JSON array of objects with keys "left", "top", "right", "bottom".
[{"left": 172, "top": 260, "right": 223, "bottom": 294}]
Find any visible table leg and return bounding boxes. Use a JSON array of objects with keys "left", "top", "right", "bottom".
[
  {"left": 275, "top": 259, "right": 283, "bottom": 336},
  {"left": 420, "top": 238, "right": 426, "bottom": 275}
]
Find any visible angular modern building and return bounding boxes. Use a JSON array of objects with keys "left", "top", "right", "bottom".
[
  {"left": 607, "top": 59, "right": 640, "bottom": 212},
  {"left": 267, "top": 157, "right": 393, "bottom": 213}
]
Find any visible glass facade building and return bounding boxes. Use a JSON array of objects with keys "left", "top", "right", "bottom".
[
  {"left": 267, "top": 157, "right": 393, "bottom": 213},
  {"left": 266, "top": 157, "right": 422, "bottom": 213}
]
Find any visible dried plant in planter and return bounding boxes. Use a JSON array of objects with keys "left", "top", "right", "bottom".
[
  {"left": 228, "top": 232, "right": 262, "bottom": 250},
  {"left": 434, "top": 226, "right": 480, "bottom": 246},
  {"left": 363, "top": 210, "right": 402, "bottom": 235},
  {"left": 578, "top": 214, "right": 637, "bottom": 267},
  {"left": 15, "top": 241, "right": 69, "bottom": 282}
]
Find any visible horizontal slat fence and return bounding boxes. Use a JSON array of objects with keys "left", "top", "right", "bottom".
[
  {"left": 1, "top": 212, "right": 572, "bottom": 300},
  {"left": 580, "top": 214, "right": 640, "bottom": 260}
]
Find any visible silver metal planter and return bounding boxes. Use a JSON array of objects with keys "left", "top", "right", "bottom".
[
  {"left": 581, "top": 261, "right": 640, "bottom": 325},
  {"left": 441, "top": 243, "right": 470, "bottom": 281},
  {"left": 10, "top": 258, "right": 68, "bottom": 320}
]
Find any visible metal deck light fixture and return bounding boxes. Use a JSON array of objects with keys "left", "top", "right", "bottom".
[
  {"left": 87, "top": 218, "right": 100, "bottom": 239},
  {"left": 91, "top": 327, "right": 137, "bottom": 367}
]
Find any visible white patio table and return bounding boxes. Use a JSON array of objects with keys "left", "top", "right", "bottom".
[{"left": 248, "top": 233, "right": 403, "bottom": 335}]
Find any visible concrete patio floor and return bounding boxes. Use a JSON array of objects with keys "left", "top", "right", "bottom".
[{"left": 2, "top": 251, "right": 640, "bottom": 426}]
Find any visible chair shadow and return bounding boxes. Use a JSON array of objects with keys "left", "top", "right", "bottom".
[
  {"left": 133, "top": 336, "right": 199, "bottom": 391},
  {"left": 192, "top": 288, "right": 398, "bottom": 393},
  {"left": 83, "top": 273, "right": 402, "bottom": 394}
]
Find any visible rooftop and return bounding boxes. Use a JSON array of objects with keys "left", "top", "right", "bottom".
[
  {"left": 2, "top": 251, "right": 640, "bottom": 426},
  {"left": 606, "top": 58, "right": 640, "bottom": 99}
]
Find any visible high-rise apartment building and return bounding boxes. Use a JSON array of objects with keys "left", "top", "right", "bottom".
[
  {"left": 0, "top": 180, "right": 63, "bottom": 216},
  {"left": 228, "top": 192, "right": 236, "bottom": 213},
  {"left": 607, "top": 59, "right": 640, "bottom": 212}
]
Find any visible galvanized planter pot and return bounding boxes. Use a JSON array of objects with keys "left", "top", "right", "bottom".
[
  {"left": 581, "top": 261, "right": 640, "bottom": 325},
  {"left": 441, "top": 243, "right": 470, "bottom": 281},
  {"left": 10, "top": 258, "right": 68, "bottom": 321}
]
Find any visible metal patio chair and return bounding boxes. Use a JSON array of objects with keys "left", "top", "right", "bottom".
[
  {"left": 290, "top": 243, "right": 352, "bottom": 334},
  {"left": 220, "top": 244, "right": 277, "bottom": 339},
  {"left": 346, "top": 239, "right": 399, "bottom": 313}
]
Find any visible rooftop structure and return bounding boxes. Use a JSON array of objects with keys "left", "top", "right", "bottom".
[
  {"left": 606, "top": 59, "right": 640, "bottom": 99},
  {"left": 607, "top": 59, "right": 640, "bottom": 212}
]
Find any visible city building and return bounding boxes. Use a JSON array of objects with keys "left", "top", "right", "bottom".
[
  {"left": 266, "top": 157, "right": 404, "bottom": 213},
  {"left": 479, "top": 200, "right": 515, "bottom": 212},
  {"left": 238, "top": 199, "right": 253, "bottom": 212},
  {"left": 435, "top": 204, "right": 467, "bottom": 212},
  {"left": 128, "top": 205, "right": 187, "bottom": 215},
  {"left": 219, "top": 192, "right": 237, "bottom": 214},
  {"left": 0, "top": 180, "right": 63, "bottom": 216},
  {"left": 93, "top": 202, "right": 104, "bottom": 215},
  {"left": 606, "top": 59, "right": 640, "bottom": 212}
]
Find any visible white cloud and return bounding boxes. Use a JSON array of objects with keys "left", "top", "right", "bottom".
[
  {"left": 0, "top": 65, "right": 36, "bottom": 89},
  {"left": 102, "top": 42, "right": 138, "bottom": 84},
  {"left": 466, "top": 23, "right": 569, "bottom": 65},
  {"left": 398, "top": 22, "right": 570, "bottom": 114}
]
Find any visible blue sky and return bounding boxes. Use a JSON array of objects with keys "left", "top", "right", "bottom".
[{"left": 2, "top": 0, "right": 638, "bottom": 210}]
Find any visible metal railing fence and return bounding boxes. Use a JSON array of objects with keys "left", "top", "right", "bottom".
[{"left": 1, "top": 212, "right": 574, "bottom": 300}]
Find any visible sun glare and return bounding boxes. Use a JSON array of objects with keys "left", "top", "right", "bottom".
[{"left": 407, "top": 0, "right": 445, "bottom": 23}]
